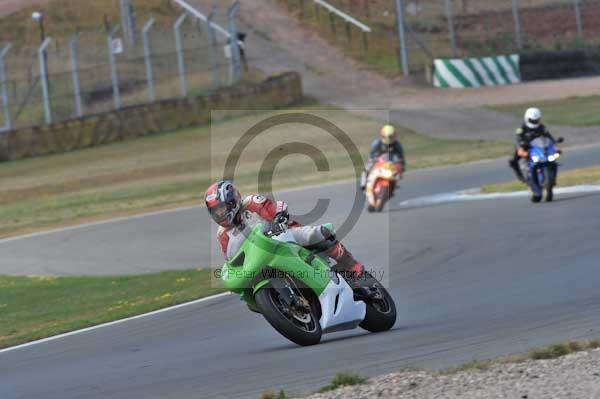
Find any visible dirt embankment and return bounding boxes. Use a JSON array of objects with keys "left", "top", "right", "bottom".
[
  {"left": 185, "top": 0, "right": 600, "bottom": 109},
  {"left": 6, "top": 0, "right": 600, "bottom": 111},
  {"left": 0, "top": 0, "right": 49, "bottom": 18},
  {"left": 5, "top": 0, "right": 600, "bottom": 144}
]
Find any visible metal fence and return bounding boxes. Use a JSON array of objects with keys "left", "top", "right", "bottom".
[
  {"left": 0, "top": 3, "right": 244, "bottom": 132},
  {"left": 280, "top": 0, "right": 600, "bottom": 74}
]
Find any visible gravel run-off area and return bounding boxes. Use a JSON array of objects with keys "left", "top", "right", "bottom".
[{"left": 307, "top": 349, "right": 600, "bottom": 399}]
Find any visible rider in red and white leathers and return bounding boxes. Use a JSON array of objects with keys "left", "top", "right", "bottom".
[{"left": 205, "top": 180, "right": 364, "bottom": 276}]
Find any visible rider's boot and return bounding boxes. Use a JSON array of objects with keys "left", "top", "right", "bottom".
[
  {"left": 509, "top": 158, "right": 526, "bottom": 183},
  {"left": 326, "top": 242, "right": 365, "bottom": 286},
  {"left": 327, "top": 242, "right": 385, "bottom": 301},
  {"left": 360, "top": 170, "right": 368, "bottom": 191},
  {"left": 317, "top": 224, "right": 366, "bottom": 286}
]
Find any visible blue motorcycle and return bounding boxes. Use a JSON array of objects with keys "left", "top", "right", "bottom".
[{"left": 526, "top": 136, "right": 564, "bottom": 203}]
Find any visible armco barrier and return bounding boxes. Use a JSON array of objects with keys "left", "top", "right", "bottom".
[
  {"left": 0, "top": 72, "right": 303, "bottom": 162},
  {"left": 434, "top": 54, "right": 521, "bottom": 88},
  {"left": 520, "top": 50, "right": 600, "bottom": 81},
  {"left": 434, "top": 50, "right": 600, "bottom": 88}
]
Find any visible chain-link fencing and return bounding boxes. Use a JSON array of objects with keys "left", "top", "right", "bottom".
[
  {"left": 279, "top": 0, "right": 600, "bottom": 74},
  {"left": 0, "top": 4, "right": 244, "bottom": 131}
]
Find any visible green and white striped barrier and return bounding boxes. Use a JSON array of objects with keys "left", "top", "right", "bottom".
[{"left": 434, "top": 54, "right": 521, "bottom": 88}]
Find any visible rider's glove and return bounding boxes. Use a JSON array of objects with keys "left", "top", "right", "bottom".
[
  {"left": 320, "top": 223, "right": 337, "bottom": 242},
  {"left": 269, "top": 210, "right": 289, "bottom": 235},
  {"left": 274, "top": 210, "right": 290, "bottom": 227}
]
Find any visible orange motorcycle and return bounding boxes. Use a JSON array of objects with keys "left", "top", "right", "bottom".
[{"left": 365, "top": 154, "right": 403, "bottom": 212}]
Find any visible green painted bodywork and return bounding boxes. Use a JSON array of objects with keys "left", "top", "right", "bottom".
[{"left": 221, "top": 224, "right": 332, "bottom": 308}]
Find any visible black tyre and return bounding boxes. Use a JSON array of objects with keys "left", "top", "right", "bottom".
[
  {"left": 255, "top": 278, "right": 322, "bottom": 346},
  {"left": 358, "top": 273, "right": 397, "bottom": 333},
  {"left": 544, "top": 186, "right": 554, "bottom": 202},
  {"left": 375, "top": 186, "right": 390, "bottom": 213},
  {"left": 543, "top": 168, "right": 554, "bottom": 202}
]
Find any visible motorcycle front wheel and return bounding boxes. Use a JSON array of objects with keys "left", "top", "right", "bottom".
[
  {"left": 529, "top": 167, "right": 543, "bottom": 203},
  {"left": 375, "top": 186, "right": 390, "bottom": 213},
  {"left": 255, "top": 278, "right": 322, "bottom": 346},
  {"left": 543, "top": 165, "right": 555, "bottom": 202},
  {"left": 544, "top": 186, "right": 554, "bottom": 202}
]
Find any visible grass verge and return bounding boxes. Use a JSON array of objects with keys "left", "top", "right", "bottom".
[
  {"left": 0, "top": 104, "right": 509, "bottom": 350},
  {"left": 446, "top": 338, "right": 600, "bottom": 374},
  {"left": 318, "top": 372, "right": 368, "bottom": 393},
  {"left": 0, "top": 269, "right": 224, "bottom": 349},
  {"left": 490, "top": 95, "right": 600, "bottom": 127},
  {"left": 0, "top": 105, "right": 510, "bottom": 238},
  {"left": 257, "top": 389, "right": 288, "bottom": 399},
  {"left": 259, "top": 340, "right": 600, "bottom": 397},
  {"left": 481, "top": 165, "right": 600, "bottom": 193}
]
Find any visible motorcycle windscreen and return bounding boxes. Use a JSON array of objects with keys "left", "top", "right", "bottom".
[
  {"left": 529, "top": 137, "right": 555, "bottom": 163},
  {"left": 530, "top": 137, "right": 555, "bottom": 151},
  {"left": 377, "top": 153, "right": 402, "bottom": 164}
]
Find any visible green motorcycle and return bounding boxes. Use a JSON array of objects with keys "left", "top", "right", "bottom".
[{"left": 220, "top": 223, "right": 396, "bottom": 346}]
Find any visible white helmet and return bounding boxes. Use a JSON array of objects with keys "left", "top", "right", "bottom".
[{"left": 524, "top": 108, "right": 542, "bottom": 129}]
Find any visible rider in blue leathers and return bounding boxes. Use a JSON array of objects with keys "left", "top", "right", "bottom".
[{"left": 509, "top": 108, "right": 556, "bottom": 182}]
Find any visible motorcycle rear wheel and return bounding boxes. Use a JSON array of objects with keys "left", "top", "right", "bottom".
[
  {"left": 357, "top": 273, "right": 397, "bottom": 333},
  {"left": 255, "top": 278, "right": 322, "bottom": 346}
]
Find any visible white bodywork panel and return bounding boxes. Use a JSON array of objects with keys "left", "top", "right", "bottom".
[
  {"left": 273, "top": 228, "right": 366, "bottom": 333},
  {"left": 318, "top": 277, "right": 366, "bottom": 333}
]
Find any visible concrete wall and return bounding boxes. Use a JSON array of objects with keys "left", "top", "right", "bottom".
[{"left": 0, "top": 72, "right": 303, "bottom": 162}]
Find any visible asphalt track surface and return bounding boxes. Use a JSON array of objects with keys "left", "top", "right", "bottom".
[{"left": 2, "top": 144, "right": 600, "bottom": 398}]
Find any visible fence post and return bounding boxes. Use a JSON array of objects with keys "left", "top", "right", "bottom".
[
  {"left": 108, "top": 26, "right": 121, "bottom": 110},
  {"left": 393, "top": 0, "right": 409, "bottom": 76},
  {"left": 512, "top": 0, "right": 522, "bottom": 50},
  {"left": 345, "top": 21, "right": 352, "bottom": 44},
  {"left": 227, "top": 2, "right": 242, "bottom": 82},
  {"left": 0, "top": 44, "right": 12, "bottom": 132},
  {"left": 120, "top": 0, "right": 129, "bottom": 45},
  {"left": 362, "top": 30, "right": 369, "bottom": 54},
  {"left": 70, "top": 33, "right": 83, "bottom": 118},
  {"left": 142, "top": 17, "right": 156, "bottom": 102},
  {"left": 573, "top": 0, "right": 583, "bottom": 39},
  {"left": 329, "top": 11, "right": 336, "bottom": 35},
  {"left": 315, "top": 2, "right": 320, "bottom": 22},
  {"left": 444, "top": 0, "right": 457, "bottom": 56},
  {"left": 38, "top": 37, "right": 52, "bottom": 125},
  {"left": 206, "top": 12, "right": 221, "bottom": 90},
  {"left": 174, "top": 13, "right": 188, "bottom": 97},
  {"left": 120, "top": 0, "right": 135, "bottom": 46},
  {"left": 127, "top": 0, "right": 137, "bottom": 46}
]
